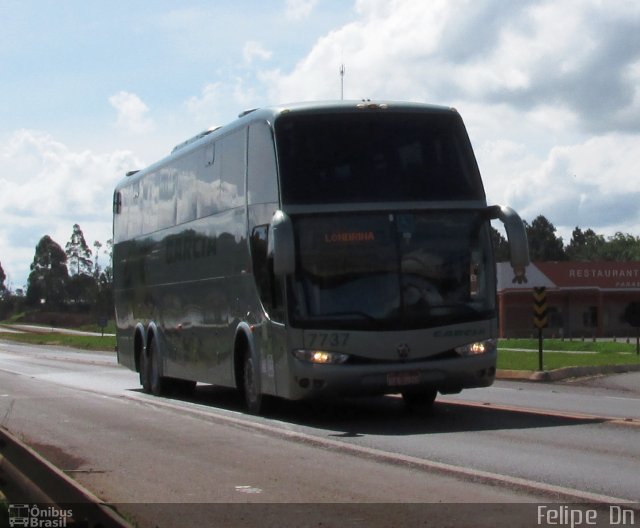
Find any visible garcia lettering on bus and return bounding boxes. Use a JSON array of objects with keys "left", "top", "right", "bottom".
[{"left": 166, "top": 233, "right": 217, "bottom": 264}]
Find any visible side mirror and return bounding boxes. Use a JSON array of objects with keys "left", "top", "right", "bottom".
[
  {"left": 268, "top": 210, "right": 295, "bottom": 276},
  {"left": 488, "top": 205, "right": 530, "bottom": 283}
]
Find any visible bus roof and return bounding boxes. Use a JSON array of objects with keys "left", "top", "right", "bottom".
[
  {"left": 241, "top": 100, "right": 457, "bottom": 123},
  {"left": 115, "top": 100, "right": 459, "bottom": 190}
]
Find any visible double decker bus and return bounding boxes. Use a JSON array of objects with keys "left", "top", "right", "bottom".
[{"left": 113, "top": 101, "right": 529, "bottom": 414}]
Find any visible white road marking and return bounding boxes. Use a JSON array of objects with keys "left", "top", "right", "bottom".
[{"left": 235, "top": 486, "right": 263, "bottom": 494}]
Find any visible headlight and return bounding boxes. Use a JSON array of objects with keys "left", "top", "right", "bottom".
[
  {"left": 293, "top": 349, "right": 349, "bottom": 364},
  {"left": 455, "top": 339, "right": 496, "bottom": 356}
]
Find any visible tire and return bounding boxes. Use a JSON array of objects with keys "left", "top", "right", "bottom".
[
  {"left": 402, "top": 389, "right": 437, "bottom": 413},
  {"left": 242, "top": 349, "right": 263, "bottom": 415},
  {"left": 139, "top": 347, "right": 151, "bottom": 393},
  {"left": 148, "top": 338, "right": 167, "bottom": 396}
]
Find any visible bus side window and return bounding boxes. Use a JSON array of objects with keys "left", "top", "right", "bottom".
[
  {"left": 198, "top": 141, "right": 222, "bottom": 218},
  {"left": 251, "top": 224, "right": 284, "bottom": 322},
  {"left": 248, "top": 122, "right": 279, "bottom": 205},
  {"left": 176, "top": 157, "right": 198, "bottom": 224},
  {"left": 220, "top": 130, "right": 246, "bottom": 210}
]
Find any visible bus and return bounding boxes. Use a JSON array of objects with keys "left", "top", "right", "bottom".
[{"left": 113, "top": 100, "right": 529, "bottom": 414}]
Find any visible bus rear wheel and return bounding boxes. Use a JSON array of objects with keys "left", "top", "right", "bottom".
[
  {"left": 139, "top": 347, "right": 151, "bottom": 393},
  {"left": 149, "top": 338, "right": 167, "bottom": 396},
  {"left": 242, "top": 349, "right": 263, "bottom": 415},
  {"left": 402, "top": 389, "right": 437, "bottom": 413}
]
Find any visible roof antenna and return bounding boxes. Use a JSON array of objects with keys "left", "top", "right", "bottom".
[{"left": 340, "top": 63, "right": 345, "bottom": 100}]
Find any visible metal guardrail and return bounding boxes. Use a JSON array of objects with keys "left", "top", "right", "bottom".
[{"left": 0, "top": 427, "right": 130, "bottom": 527}]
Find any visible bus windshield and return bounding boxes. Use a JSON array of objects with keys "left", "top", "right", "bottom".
[
  {"left": 289, "top": 211, "right": 495, "bottom": 330},
  {"left": 275, "top": 110, "right": 485, "bottom": 204}
]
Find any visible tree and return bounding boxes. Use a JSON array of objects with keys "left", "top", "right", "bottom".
[
  {"left": 96, "top": 239, "right": 114, "bottom": 317},
  {"left": 0, "top": 260, "right": 6, "bottom": 295},
  {"left": 0, "top": 262, "right": 8, "bottom": 318},
  {"left": 67, "top": 273, "right": 98, "bottom": 307},
  {"left": 565, "top": 227, "right": 605, "bottom": 261},
  {"left": 601, "top": 232, "right": 640, "bottom": 261},
  {"left": 101, "top": 239, "right": 114, "bottom": 285},
  {"left": 525, "top": 215, "right": 566, "bottom": 261},
  {"left": 92, "top": 240, "right": 103, "bottom": 278},
  {"left": 65, "top": 224, "right": 93, "bottom": 276},
  {"left": 490, "top": 226, "right": 510, "bottom": 262},
  {"left": 26, "top": 236, "right": 69, "bottom": 308}
]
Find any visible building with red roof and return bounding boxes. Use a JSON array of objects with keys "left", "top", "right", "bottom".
[{"left": 497, "top": 261, "right": 640, "bottom": 338}]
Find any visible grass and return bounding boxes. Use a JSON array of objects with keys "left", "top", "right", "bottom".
[
  {"left": 0, "top": 329, "right": 116, "bottom": 352},
  {"left": 498, "top": 338, "right": 640, "bottom": 371},
  {"left": 79, "top": 321, "right": 117, "bottom": 334},
  {"left": 500, "top": 338, "right": 639, "bottom": 354},
  {"left": 2, "top": 312, "right": 26, "bottom": 324}
]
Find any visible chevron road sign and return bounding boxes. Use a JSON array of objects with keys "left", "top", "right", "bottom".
[
  {"left": 532, "top": 286, "right": 548, "bottom": 371},
  {"left": 533, "top": 286, "right": 548, "bottom": 329}
]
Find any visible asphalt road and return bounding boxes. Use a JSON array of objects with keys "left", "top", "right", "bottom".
[{"left": 0, "top": 340, "right": 638, "bottom": 527}]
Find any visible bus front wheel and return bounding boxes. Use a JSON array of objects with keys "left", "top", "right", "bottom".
[{"left": 242, "top": 349, "right": 263, "bottom": 415}]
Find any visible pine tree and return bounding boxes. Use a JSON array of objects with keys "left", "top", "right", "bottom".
[
  {"left": 92, "top": 240, "right": 103, "bottom": 278},
  {"left": 65, "top": 224, "right": 93, "bottom": 276}
]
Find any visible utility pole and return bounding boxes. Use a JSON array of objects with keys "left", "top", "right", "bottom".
[{"left": 340, "top": 64, "right": 345, "bottom": 100}]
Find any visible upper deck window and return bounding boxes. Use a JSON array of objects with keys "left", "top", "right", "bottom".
[{"left": 275, "top": 111, "right": 484, "bottom": 205}]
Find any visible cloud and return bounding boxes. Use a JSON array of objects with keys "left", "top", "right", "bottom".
[
  {"left": 480, "top": 2, "right": 640, "bottom": 134},
  {"left": 285, "top": 0, "right": 319, "bottom": 21},
  {"left": 0, "top": 129, "right": 141, "bottom": 288},
  {"left": 243, "top": 41, "right": 272, "bottom": 65},
  {"left": 185, "top": 82, "right": 243, "bottom": 128},
  {"left": 257, "top": 0, "right": 640, "bottom": 240},
  {"left": 185, "top": 79, "right": 263, "bottom": 126},
  {"left": 186, "top": 83, "right": 223, "bottom": 121},
  {"left": 478, "top": 132, "right": 640, "bottom": 239},
  {"left": 264, "top": 0, "right": 640, "bottom": 132},
  {"left": 109, "top": 91, "right": 154, "bottom": 134}
]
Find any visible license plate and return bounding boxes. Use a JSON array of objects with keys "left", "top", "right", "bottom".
[{"left": 387, "top": 371, "right": 421, "bottom": 387}]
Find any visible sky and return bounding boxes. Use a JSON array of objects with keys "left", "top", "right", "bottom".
[{"left": 1, "top": 0, "right": 640, "bottom": 290}]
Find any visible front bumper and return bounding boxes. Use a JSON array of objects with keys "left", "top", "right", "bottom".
[{"left": 286, "top": 349, "right": 496, "bottom": 400}]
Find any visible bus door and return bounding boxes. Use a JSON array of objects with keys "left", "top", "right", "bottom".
[
  {"left": 248, "top": 222, "right": 286, "bottom": 395},
  {"left": 247, "top": 121, "right": 284, "bottom": 395}
]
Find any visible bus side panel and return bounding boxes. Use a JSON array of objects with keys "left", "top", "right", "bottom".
[
  {"left": 156, "top": 275, "right": 255, "bottom": 387},
  {"left": 134, "top": 205, "right": 249, "bottom": 387},
  {"left": 113, "top": 236, "right": 152, "bottom": 372}
]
